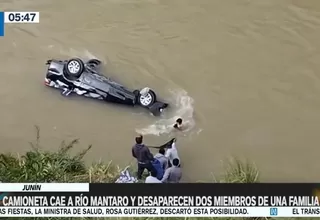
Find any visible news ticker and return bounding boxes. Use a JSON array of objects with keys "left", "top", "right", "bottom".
[
  {"left": 0, "top": 183, "right": 320, "bottom": 217},
  {"left": 0, "top": 207, "right": 319, "bottom": 217},
  {"left": 0, "top": 12, "right": 40, "bottom": 36}
]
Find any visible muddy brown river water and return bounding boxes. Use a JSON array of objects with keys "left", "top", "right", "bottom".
[{"left": 1, "top": 0, "right": 320, "bottom": 182}]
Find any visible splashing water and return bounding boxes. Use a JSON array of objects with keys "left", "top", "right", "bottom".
[{"left": 136, "top": 89, "right": 196, "bottom": 136}]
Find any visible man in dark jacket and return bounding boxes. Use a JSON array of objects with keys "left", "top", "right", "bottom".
[{"left": 132, "top": 135, "right": 156, "bottom": 179}]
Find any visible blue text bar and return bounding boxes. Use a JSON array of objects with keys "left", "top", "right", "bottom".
[{"left": 0, "top": 12, "right": 4, "bottom": 36}]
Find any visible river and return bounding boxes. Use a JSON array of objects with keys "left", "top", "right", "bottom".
[{"left": 1, "top": 0, "right": 320, "bottom": 182}]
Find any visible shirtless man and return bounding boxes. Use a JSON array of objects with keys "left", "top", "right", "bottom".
[{"left": 173, "top": 118, "right": 183, "bottom": 130}]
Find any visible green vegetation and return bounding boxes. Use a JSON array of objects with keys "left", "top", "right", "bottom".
[
  {"left": 0, "top": 127, "right": 122, "bottom": 184},
  {"left": 220, "top": 157, "right": 259, "bottom": 183},
  {"left": 0, "top": 127, "right": 304, "bottom": 219},
  {"left": 0, "top": 126, "right": 259, "bottom": 184}
]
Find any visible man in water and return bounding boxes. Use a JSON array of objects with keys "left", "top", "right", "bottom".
[
  {"left": 161, "top": 158, "right": 182, "bottom": 183},
  {"left": 165, "top": 138, "right": 180, "bottom": 167},
  {"left": 173, "top": 118, "right": 183, "bottom": 130},
  {"left": 132, "top": 135, "right": 155, "bottom": 179},
  {"left": 154, "top": 148, "right": 168, "bottom": 171}
]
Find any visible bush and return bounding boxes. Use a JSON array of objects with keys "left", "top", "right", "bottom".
[
  {"left": 220, "top": 157, "right": 259, "bottom": 183},
  {"left": 0, "top": 126, "right": 121, "bottom": 183}
]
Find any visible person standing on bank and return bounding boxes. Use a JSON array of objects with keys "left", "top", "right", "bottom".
[
  {"left": 165, "top": 138, "right": 180, "bottom": 167},
  {"left": 132, "top": 135, "right": 155, "bottom": 179}
]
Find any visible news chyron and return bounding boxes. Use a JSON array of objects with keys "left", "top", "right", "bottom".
[{"left": 0, "top": 12, "right": 39, "bottom": 36}]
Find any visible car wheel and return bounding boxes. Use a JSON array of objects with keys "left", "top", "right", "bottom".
[
  {"left": 64, "top": 58, "right": 84, "bottom": 78},
  {"left": 138, "top": 88, "right": 156, "bottom": 107},
  {"left": 87, "top": 59, "right": 101, "bottom": 67}
]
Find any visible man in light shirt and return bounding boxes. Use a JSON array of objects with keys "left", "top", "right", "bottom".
[
  {"left": 145, "top": 170, "right": 162, "bottom": 183},
  {"left": 161, "top": 158, "right": 182, "bottom": 183},
  {"left": 165, "top": 138, "right": 180, "bottom": 167}
]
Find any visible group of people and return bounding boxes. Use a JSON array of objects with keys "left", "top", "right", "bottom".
[{"left": 131, "top": 118, "right": 184, "bottom": 183}]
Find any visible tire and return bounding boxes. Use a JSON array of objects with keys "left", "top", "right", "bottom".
[
  {"left": 87, "top": 59, "right": 101, "bottom": 67},
  {"left": 137, "top": 88, "right": 156, "bottom": 107},
  {"left": 64, "top": 58, "right": 84, "bottom": 78}
]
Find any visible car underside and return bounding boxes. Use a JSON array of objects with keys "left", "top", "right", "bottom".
[{"left": 44, "top": 58, "right": 168, "bottom": 116}]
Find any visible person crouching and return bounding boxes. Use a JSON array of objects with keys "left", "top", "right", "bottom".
[
  {"left": 154, "top": 147, "right": 169, "bottom": 171},
  {"left": 161, "top": 158, "right": 182, "bottom": 183}
]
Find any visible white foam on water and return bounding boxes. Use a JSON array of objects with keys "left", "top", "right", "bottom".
[{"left": 135, "top": 89, "right": 196, "bottom": 136}]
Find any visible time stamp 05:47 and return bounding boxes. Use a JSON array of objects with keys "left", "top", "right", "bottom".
[{"left": 4, "top": 12, "right": 40, "bottom": 23}]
